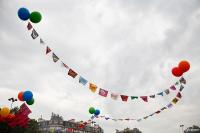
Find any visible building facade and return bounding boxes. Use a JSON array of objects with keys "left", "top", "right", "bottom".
[
  {"left": 38, "top": 113, "right": 103, "bottom": 133},
  {"left": 116, "top": 128, "right": 142, "bottom": 133},
  {"left": 184, "top": 125, "right": 200, "bottom": 133}
]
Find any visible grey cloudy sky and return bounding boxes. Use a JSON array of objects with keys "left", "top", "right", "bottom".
[{"left": 0, "top": 0, "right": 200, "bottom": 132}]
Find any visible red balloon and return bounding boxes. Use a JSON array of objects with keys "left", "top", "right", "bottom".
[
  {"left": 18, "top": 91, "right": 24, "bottom": 101},
  {"left": 178, "top": 60, "right": 190, "bottom": 73},
  {"left": 172, "top": 67, "right": 183, "bottom": 77}
]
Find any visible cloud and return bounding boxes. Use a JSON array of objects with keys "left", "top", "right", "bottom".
[{"left": 0, "top": 0, "right": 200, "bottom": 132}]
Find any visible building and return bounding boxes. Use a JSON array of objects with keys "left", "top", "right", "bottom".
[
  {"left": 116, "top": 128, "right": 142, "bottom": 133},
  {"left": 38, "top": 113, "right": 104, "bottom": 133},
  {"left": 184, "top": 125, "right": 200, "bottom": 133}
]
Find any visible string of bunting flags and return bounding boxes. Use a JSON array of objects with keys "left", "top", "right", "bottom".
[
  {"left": 91, "top": 82, "right": 186, "bottom": 122},
  {"left": 26, "top": 21, "right": 187, "bottom": 103}
]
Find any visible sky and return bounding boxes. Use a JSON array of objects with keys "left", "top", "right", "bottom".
[{"left": 0, "top": 0, "right": 200, "bottom": 132}]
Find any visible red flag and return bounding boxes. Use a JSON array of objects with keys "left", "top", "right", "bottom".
[
  {"left": 170, "top": 85, "right": 176, "bottom": 90},
  {"left": 27, "top": 22, "right": 32, "bottom": 30},
  {"left": 176, "top": 92, "right": 182, "bottom": 99},
  {"left": 68, "top": 69, "right": 78, "bottom": 78},
  {"left": 99, "top": 88, "right": 108, "bottom": 97},
  {"left": 140, "top": 96, "right": 148, "bottom": 102},
  {"left": 120, "top": 95, "right": 128, "bottom": 102},
  {"left": 155, "top": 110, "right": 161, "bottom": 114},
  {"left": 46, "top": 46, "right": 51, "bottom": 54}
]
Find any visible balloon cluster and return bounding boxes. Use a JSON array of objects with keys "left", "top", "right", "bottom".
[
  {"left": 172, "top": 60, "right": 190, "bottom": 77},
  {"left": 89, "top": 107, "right": 100, "bottom": 116},
  {"left": 0, "top": 107, "right": 15, "bottom": 122},
  {"left": 18, "top": 91, "right": 35, "bottom": 105},
  {"left": 18, "top": 7, "right": 42, "bottom": 23}
]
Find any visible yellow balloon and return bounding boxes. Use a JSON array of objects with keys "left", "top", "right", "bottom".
[{"left": 0, "top": 107, "right": 10, "bottom": 117}]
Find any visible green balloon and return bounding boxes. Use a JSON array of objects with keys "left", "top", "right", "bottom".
[
  {"left": 89, "top": 107, "right": 95, "bottom": 114},
  {"left": 30, "top": 11, "right": 42, "bottom": 23},
  {"left": 26, "top": 98, "right": 34, "bottom": 105}
]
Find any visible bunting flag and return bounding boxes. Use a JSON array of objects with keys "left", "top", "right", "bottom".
[
  {"left": 52, "top": 53, "right": 59, "bottom": 62},
  {"left": 140, "top": 96, "right": 148, "bottom": 102},
  {"left": 161, "top": 107, "right": 167, "bottom": 111},
  {"left": 79, "top": 76, "right": 88, "bottom": 86},
  {"left": 179, "top": 85, "right": 184, "bottom": 92},
  {"left": 149, "top": 95, "right": 155, "bottom": 98},
  {"left": 46, "top": 46, "right": 52, "bottom": 54},
  {"left": 24, "top": 22, "right": 189, "bottom": 104},
  {"left": 170, "top": 85, "right": 176, "bottom": 90},
  {"left": 40, "top": 38, "right": 45, "bottom": 45},
  {"left": 172, "top": 98, "right": 179, "bottom": 104},
  {"left": 157, "top": 92, "right": 164, "bottom": 96},
  {"left": 131, "top": 96, "right": 138, "bottom": 100},
  {"left": 167, "top": 103, "right": 173, "bottom": 108},
  {"left": 99, "top": 88, "right": 108, "bottom": 97},
  {"left": 61, "top": 61, "right": 69, "bottom": 69},
  {"left": 176, "top": 92, "right": 182, "bottom": 99},
  {"left": 175, "top": 81, "right": 179, "bottom": 86},
  {"left": 155, "top": 110, "right": 161, "bottom": 114},
  {"left": 27, "top": 22, "right": 32, "bottom": 30},
  {"left": 164, "top": 89, "right": 170, "bottom": 95},
  {"left": 120, "top": 95, "right": 129, "bottom": 102},
  {"left": 179, "top": 77, "right": 186, "bottom": 84},
  {"left": 31, "top": 29, "right": 39, "bottom": 39},
  {"left": 111, "top": 93, "right": 119, "bottom": 100},
  {"left": 149, "top": 113, "right": 155, "bottom": 117},
  {"left": 94, "top": 91, "right": 186, "bottom": 122},
  {"left": 89, "top": 83, "right": 97, "bottom": 93},
  {"left": 68, "top": 69, "right": 78, "bottom": 78}
]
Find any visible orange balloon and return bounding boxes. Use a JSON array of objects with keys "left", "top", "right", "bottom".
[
  {"left": 0, "top": 107, "right": 10, "bottom": 117},
  {"left": 18, "top": 91, "right": 24, "bottom": 101},
  {"left": 178, "top": 60, "right": 190, "bottom": 73}
]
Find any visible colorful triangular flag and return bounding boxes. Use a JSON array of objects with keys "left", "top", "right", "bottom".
[
  {"left": 164, "top": 89, "right": 170, "bottom": 95},
  {"left": 40, "top": 38, "right": 45, "bottom": 45},
  {"left": 179, "top": 77, "right": 186, "bottom": 84},
  {"left": 89, "top": 83, "right": 97, "bottom": 93},
  {"left": 68, "top": 69, "right": 78, "bottom": 78},
  {"left": 27, "top": 22, "right": 32, "bottom": 30},
  {"left": 46, "top": 46, "right": 51, "bottom": 54},
  {"left": 131, "top": 96, "right": 138, "bottom": 100},
  {"left": 140, "top": 96, "right": 148, "bottom": 102},
  {"left": 176, "top": 92, "right": 182, "bottom": 99},
  {"left": 120, "top": 95, "right": 128, "bottom": 102},
  {"left": 157, "top": 92, "right": 164, "bottom": 96},
  {"left": 99, "top": 88, "right": 108, "bottom": 97},
  {"left": 172, "top": 98, "right": 179, "bottom": 104},
  {"left": 167, "top": 103, "right": 173, "bottom": 108},
  {"left": 170, "top": 85, "right": 176, "bottom": 91},
  {"left": 31, "top": 29, "right": 39, "bottom": 39},
  {"left": 155, "top": 110, "right": 161, "bottom": 114},
  {"left": 79, "top": 76, "right": 88, "bottom": 86},
  {"left": 52, "top": 53, "right": 59, "bottom": 62},
  {"left": 161, "top": 107, "right": 167, "bottom": 111},
  {"left": 111, "top": 93, "right": 119, "bottom": 100},
  {"left": 179, "top": 85, "right": 184, "bottom": 92},
  {"left": 149, "top": 95, "right": 155, "bottom": 98}
]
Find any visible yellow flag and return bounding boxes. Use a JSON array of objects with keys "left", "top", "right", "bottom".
[{"left": 89, "top": 83, "right": 97, "bottom": 93}]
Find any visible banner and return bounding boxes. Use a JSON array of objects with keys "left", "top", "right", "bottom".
[{"left": 25, "top": 22, "right": 187, "bottom": 103}]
